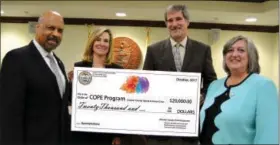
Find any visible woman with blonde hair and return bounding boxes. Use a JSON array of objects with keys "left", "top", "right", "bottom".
[
  {"left": 75, "top": 27, "right": 122, "bottom": 69},
  {"left": 70, "top": 27, "right": 123, "bottom": 145}
]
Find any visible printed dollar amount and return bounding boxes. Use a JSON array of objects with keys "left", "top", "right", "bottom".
[{"left": 170, "top": 98, "right": 192, "bottom": 104}]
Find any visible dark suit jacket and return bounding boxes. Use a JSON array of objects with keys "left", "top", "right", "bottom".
[
  {"left": 0, "top": 41, "right": 70, "bottom": 145},
  {"left": 143, "top": 37, "right": 217, "bottom": 95},
  {"left": 143, "top": 38, "right": 217, "bottom": 142},
  {"left": 70, "top": 61, "right": 123, "bottom": 145}
]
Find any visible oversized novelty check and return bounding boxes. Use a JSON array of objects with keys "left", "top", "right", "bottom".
[{"left": 71, "top": 67, "right": 201, "bottom": 137}]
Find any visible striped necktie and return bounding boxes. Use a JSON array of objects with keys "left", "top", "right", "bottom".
[
  {"left": 173, "top": 43, "right": 182, "bottom": 71},
  {"left": 47, "top": 54, "right": 65, "bottom": 97}
]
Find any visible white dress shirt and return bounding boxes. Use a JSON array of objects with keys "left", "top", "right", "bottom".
[
  {"left": 33, "top": 39, "right": 66, "bottom": 95},
  {"left": 170, "top": 36, "right": 188, "bottom": 64}
]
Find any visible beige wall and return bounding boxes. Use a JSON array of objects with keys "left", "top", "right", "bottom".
[
  {"left": 1, "top": 23, "right": 278, "bottom": 88},
  {"left": 273, "top": 34, "right": 279, "bottom": 89}
]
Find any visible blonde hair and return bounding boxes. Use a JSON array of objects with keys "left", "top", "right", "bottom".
[{"left": 82, "top": 27, "right": 113, "bottom": 64}]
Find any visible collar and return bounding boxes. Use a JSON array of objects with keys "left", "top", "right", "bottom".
[
  {"left": 33, "top": 39, "right": 54, "bottom": 57},
  {"left": 170, "top": 36, "right": 188, "bottom": 48}
]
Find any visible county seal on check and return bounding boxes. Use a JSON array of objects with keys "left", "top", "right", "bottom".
[{"left": 71, "top": 67, "right": 201, "bottom": 137}]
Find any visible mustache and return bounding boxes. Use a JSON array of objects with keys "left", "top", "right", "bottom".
[{"left": 47, "top": 36, "right": 59, "bottom": 43}]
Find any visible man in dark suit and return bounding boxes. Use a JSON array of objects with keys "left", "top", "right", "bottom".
[
  {"left": 143, "top": 4, "right": 217, "bottom": 145},
  {"left": 0, "top": 10, "right": 70, "bottom": 145}
]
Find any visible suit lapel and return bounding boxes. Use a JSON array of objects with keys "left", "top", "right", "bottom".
[
  {"left": 181, "top": 38, "right": 194, "bottom": 72},
  {"left": 28, "top": 41, "right": 63, "bottom": 98},
  {"left": 162, "top": 39, "right": 177, "bottom": 71},
  {"left": 28, "top": 41, "right": 58, "bottom": 81}
]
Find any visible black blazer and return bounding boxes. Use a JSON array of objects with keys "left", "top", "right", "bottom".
[
  {"left": 74, "top": 61, "right": 123, "bottom": 69},
  {"left": 143, "top": 38, "right": 217, "bottom": 142},
  {"left": 70, "top": 61, "right": 123, "bottom": 145},
  {"left": 143, "top": 38, "right": 217, "bottom": 95},
  {"left": 0, "top": 41, "right": 71, "bottom": 145}
]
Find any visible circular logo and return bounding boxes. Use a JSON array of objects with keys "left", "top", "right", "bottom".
[
  {"left": 78, "top": 71, "right": 92, "bottom": 85},
  {"left": 112, "top": 37, "right": 142, "bottom": 69}
]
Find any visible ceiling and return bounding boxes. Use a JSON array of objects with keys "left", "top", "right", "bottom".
[{"left": 1, "top": 0, "right": 278, "bottom": 26}]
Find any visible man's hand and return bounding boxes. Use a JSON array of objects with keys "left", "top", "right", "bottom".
[
  {"left": 112, "top": 137, "right": 121, "bottom": 145},
  {"left": 68, "top": 105, "right": 72, "bottom": 115},
  {"left": 67, "top": 70, "right": 74, "bottom": 81}
]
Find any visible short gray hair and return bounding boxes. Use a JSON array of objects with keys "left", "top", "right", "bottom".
[
  {"left": 164, "top": 4, "right": 190, "bottom": 21},
  {"left": 222, "top": 35, "right": 260, "bottom": 74}
]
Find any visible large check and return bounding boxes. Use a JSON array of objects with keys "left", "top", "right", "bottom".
[{"left": 71, "top": 67, "right": 201, "bottom": 137}]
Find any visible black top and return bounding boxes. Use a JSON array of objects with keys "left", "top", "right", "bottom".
[
  {"left": 199, "top": 73, "right": 252, "bottom": 145},
  {"left": 74, "top": 61, "right": 123, "bottom": 69},
  {"left": 199, "top": 90, "right": 230, "bottom": 145}
]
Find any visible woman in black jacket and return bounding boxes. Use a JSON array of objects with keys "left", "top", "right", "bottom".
[
  {"left": 69, "top": 27, "right": 147, "bottom": 145},
  {"left": 70, "top": 27, "right": 123, "bottom": 145}
]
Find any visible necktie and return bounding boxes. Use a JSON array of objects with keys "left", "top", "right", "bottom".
[
  {"left": 47, "top": 54, "right": 64, "bottom": 97},
  {"left": 173, "top": 43, "right": 182, "bottom": 71}
]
